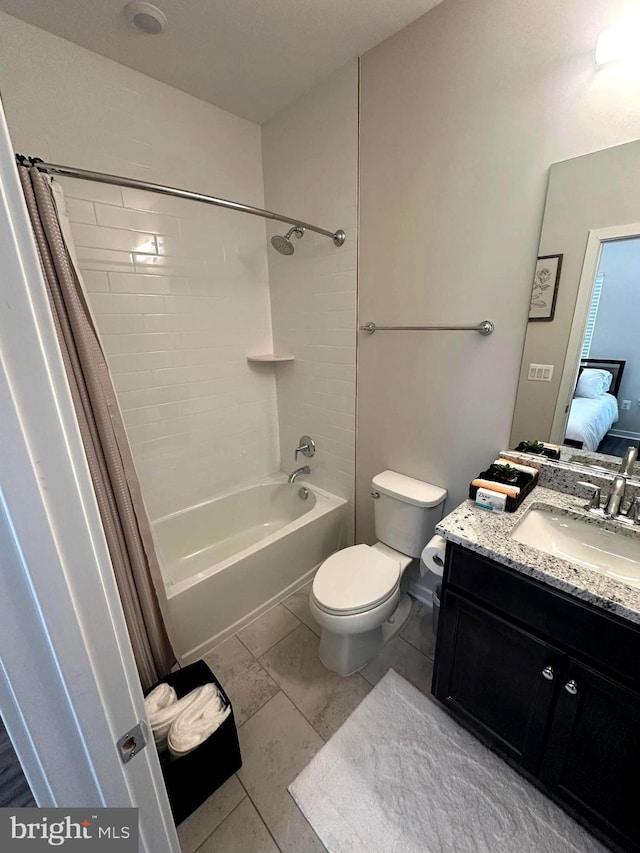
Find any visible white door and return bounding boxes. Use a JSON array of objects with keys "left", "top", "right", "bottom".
[{"left": 0, "top": 104, "right": 179, "bottom": 851}]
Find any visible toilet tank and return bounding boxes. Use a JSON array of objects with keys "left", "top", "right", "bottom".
[{"left": 372, "top": 470, "right": 447, "bottom": 558}]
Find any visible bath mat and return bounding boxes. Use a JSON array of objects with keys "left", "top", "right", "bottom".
[{"left": 289, "top": 669, "right": 606, "bottom": 853}]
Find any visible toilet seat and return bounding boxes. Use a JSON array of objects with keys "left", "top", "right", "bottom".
[{"left": 312, "top": 544, "right": 401, "bottom": 616}]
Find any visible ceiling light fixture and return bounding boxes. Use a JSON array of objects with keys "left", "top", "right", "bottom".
[
  {"left": 124, "top": 2, "right": 167, "bottom": 35},
  {"left": 595, "top": 21, "right": 640, "bottom": 66}
]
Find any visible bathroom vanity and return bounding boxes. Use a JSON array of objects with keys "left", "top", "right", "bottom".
[{"left": 433, "top": 487, "right": 640, "bottom": 853}]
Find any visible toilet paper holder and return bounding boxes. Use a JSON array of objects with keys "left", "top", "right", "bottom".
[{"left": 420, "top": 534, "right": 447, "bottom": 578}]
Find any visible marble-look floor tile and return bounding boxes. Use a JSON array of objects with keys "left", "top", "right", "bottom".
[
  {"left": 260, "top": 624, "right": 371, "bottom": 740},
  {"left": 361, "top": 635, "right": 434, "bottom": 696},
  {"left": 177, "top": 775, "right": 245, "bottom": 853},
  {"left": 237, "top": 691, "right": 327, "bottom": 853},
  {"left": 282, "top": 581, "right": 321, "bottom": 636},
  {"left": 400, "top": 598, "right": 437, "bottom": 659},
  {"left": 197, "top": 796, "right": 279, "bottom": 853},
  {"left": 204, "top": 636, "right": 279, "bottom": 726},
  {"left": 237, "top": 603, "right": 300, "bottom": 658}
]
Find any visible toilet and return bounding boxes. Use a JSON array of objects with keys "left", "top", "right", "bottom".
[{"left": 310, "top": 470, "right": 447, "bottom": 676}]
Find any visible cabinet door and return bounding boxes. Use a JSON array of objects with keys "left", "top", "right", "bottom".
[
  {"left": 541, "top": 662, "right": 640, "bottom": 852},
  {"left": 433, "top": 590, "right": 564, "bottom": 773}
]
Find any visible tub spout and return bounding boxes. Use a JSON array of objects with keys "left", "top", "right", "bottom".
[{"left": 288, "top": 465, "right": 310, "bottom": 484}]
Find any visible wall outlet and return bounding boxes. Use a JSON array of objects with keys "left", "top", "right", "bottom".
[
  {"left": 621, "top": 400, "right": 631, "bottom": 411},
  {"left": 527, "top": 363, "right": 554, "bottom": 382}
]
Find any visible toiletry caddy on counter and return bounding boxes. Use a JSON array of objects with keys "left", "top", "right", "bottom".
[
  {"left": 432, "top": 486, "right": 640, "bottom": 853},
  {"left": 469, "top": 457, "right": 540, "bottom": 512}
]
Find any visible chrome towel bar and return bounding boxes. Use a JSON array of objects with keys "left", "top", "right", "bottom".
[{"left": 359, "top": 320, "right": 495, "bottom": 336}]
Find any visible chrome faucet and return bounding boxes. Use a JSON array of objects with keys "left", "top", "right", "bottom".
[
  {"left": 576, "top": 481, "right": 602, "bottom": 513},
  {"left": 288, "top": 465, "right": 310, "bottom": 484},
  {"left": 626, "top": 496, "right": 640, "bottom": 524},
  {"left": 619, "top": 446, "right": 639, "bottom": 476},
  {"left": 577, "top": 476, "right": 640, "bottom": 524},
  {"left": 604, "top": 475, "right": 627, "bottom": 518},
  {"left": 294, "top": 435, "right": 316, "bottom": 460}
]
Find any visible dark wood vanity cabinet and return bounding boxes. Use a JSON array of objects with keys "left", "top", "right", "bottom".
[
  {"left": 435, "top": 592, "right": 564, "bottom": 774},
  {"left": 433, "top": 543, "right": 640, "bottom": 853},
  {"left": 540, "top": 660, "right": 640, "bottom": 848}
]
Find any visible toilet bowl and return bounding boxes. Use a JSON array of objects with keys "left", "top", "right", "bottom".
[
  {"left": 311, "top": 471, "right": 447, "bottom": 676},
  {"left": 310, "top": 541, "right": 412, "bottom": 676}
]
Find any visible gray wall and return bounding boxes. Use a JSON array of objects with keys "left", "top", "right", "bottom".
[
  {"left": 591, "top": 238, "right": 640, "bottom": 435},
  {"left": 358, "top": 0, "right": 640, "bottom": 542}
]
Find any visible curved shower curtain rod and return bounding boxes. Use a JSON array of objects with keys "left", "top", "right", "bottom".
[{"left": 17, "top": 155, "right": 346, "bottom": 247}]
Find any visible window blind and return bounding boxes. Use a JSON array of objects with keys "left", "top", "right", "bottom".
[{"left": 581, "top": 272, "right": 605, "bottom": 359}]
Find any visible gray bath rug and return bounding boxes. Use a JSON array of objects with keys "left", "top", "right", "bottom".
[{"left": 289, "top": 669, "right": 606, "bottom": 853}]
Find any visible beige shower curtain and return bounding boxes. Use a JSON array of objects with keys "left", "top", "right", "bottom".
[{"left": 18, "top": 164, "right": 175, "bottom": 690}]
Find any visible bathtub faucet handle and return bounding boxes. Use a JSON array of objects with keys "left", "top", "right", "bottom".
[{"left": 295, "top": 435, "right": 316, "bottom": 460}]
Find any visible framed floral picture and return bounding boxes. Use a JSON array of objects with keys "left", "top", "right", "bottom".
[{"left": 529, "top": 254, "right": 562, "bottom": 321}]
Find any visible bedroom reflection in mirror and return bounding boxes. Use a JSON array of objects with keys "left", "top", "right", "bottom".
[{"left": 564, "top": 237, "right": 640, "bottom": 456}]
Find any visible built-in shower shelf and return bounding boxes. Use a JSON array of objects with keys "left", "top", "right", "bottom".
[{"left": 246, "top": 354, "right": 295, "bottom": 363}]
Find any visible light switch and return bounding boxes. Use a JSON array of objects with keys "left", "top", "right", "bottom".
[
  {"left": 622, "top": 400, "right": 631, "bottom": 410},
  {"left": 528, "top": 363, "right": 554, "bottom": 382}
]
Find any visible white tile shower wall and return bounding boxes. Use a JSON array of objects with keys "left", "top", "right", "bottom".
[
  {"left": 0, "top": 13, "right": 279, "bottom": 519},
  {"left": 262, "top": 62, "right": 358, "bottom": 540},
  {"left": 72, "top": 193, "right": 278, "bottom": 519}
]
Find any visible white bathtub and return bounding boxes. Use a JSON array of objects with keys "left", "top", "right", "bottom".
[{"left": 153, "top": 477, "right": 348, "bottom": 663}]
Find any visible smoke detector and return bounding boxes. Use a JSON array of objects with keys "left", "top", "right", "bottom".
[{"left": 124, "top": 2, "right": 167, "bottom": 35}]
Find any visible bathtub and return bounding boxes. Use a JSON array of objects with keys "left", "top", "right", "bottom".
[{"left": 153, "top": 477, "right": 348, "bottom": 663}]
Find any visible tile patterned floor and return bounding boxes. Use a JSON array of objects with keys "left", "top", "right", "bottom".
[{"left": 177, "top": 588, "right": 436, "bottom": 853}]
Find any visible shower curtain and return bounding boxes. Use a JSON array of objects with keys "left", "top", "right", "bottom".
[{"left": 18, "top": 164, "right": 175, "bottom": 690}]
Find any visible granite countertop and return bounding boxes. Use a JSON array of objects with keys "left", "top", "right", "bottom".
[{"left": 436, "top": 485, "right": 640, "bottom": 626}]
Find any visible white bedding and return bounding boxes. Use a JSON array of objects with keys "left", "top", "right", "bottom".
[{"left": 565, "top": 393, "right": 619, "bottom": 451}]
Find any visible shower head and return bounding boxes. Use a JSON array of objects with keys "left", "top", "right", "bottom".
[{"left": 271, "top": 226, "right": 305, "bottom": 255}]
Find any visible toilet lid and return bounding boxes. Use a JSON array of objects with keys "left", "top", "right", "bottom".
[{"left": 313, "top": 544, "right": 401, "bottom": 614}]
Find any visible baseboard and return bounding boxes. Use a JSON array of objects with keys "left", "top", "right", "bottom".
[
  {"left": 407, "top": 579, "right": 434, "bottom": 608},
  {"left": 608, "top": 429, "right": 640, "bottom": 440}
]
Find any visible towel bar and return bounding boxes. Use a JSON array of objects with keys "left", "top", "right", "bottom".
[{"left": 359, "top": 320, "right": 495, "bottom": 336}]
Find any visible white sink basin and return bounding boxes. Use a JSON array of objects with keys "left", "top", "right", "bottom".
[{"left": 510, "top": 507, "right": 640, "bottom": 589}]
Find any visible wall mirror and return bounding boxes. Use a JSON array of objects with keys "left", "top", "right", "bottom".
[{"left": 509, "top": 139, "right": 640, "bottom": 475}]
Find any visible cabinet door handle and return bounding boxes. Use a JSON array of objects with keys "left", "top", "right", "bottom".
[
  {"left": 564, "top": 679, "right": 578, "bottom": 695},
  {"left": 542, "top": 665, "right": 554, "bottom": 680}
]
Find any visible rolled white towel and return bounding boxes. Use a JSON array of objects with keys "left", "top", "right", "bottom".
[
  {"left": 146, "top": 685, "right": 206, "bottom": 750},
  {"left": 145, "top": 683, "right": 177, "bottom": 735},
  {"left": 145, "top": 683, "right": 178, "bottom": 747},
  {"left": 168, "top": 682, "right": 230, "bottom": 758}
]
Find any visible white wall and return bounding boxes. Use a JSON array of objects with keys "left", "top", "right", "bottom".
[
  {"left": 357, "top": 0, "right": 640, "bottom": 542},
  {"left": 262, "top": 62, "right": 358, "bottom": 538},
  {"left": 0, "top": 12, "right": 278, "bottom": 519},
  {"left": 592, "top": 238, "right": 640, "bottom": 435}
]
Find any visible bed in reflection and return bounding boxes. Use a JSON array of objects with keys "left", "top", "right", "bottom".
[{"left": 564, "top": 358, "right": 625, "bottom": 452}]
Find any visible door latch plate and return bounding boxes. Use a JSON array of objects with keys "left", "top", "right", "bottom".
[{"left": 117, "top": 721, "right": 148, "bottom": 764}]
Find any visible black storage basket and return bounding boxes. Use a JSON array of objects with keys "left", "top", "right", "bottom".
[
  {"left": 469, "top": 468, "right": 538, "bottom": 513},
  {"left": 146, "top": 660, "right": 242, "bottom": 825}
]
